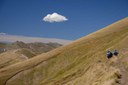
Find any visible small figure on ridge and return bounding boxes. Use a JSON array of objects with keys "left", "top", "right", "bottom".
[
  {"left": 106, "top": 50, "right": 113, "bottom": 59},
  {"left": 113, "top": 50, "right": 119, "bottom": 56}
]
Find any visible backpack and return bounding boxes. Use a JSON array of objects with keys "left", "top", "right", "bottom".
[
  {"left": 113, "top": 50, "right": 119, "bottom": 56},
  {"left": 107, "top": 51, "right": 113, "bottom": 59}
]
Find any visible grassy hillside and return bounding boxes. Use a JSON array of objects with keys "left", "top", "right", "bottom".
[
  {"left": 0, "top": 49, "right": 35, "bottom": 69},
  {"left": 0, "top": 18, "right": 128, "bottom": 85},
  {"left": 0, "top": 42, "right": 6, "bottom": 53},
  {"left": 0, "top": 41, "right": 62, "bottom": 55}
]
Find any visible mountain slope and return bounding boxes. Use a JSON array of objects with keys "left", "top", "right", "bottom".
[
  {"left": 0, "top": 18, "right": 128, "bottom": 85},
  {"left": 0, "top": 49, "right": 35, "bottom": 69},
  {"left": 1, "top": 41, "right": 62, "bottom": 55}
]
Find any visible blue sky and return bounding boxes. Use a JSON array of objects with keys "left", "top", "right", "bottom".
[{"left": 0, "top": 0, "right": 128, "bottom": 40}]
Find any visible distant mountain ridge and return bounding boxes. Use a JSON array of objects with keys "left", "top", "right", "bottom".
[
  {"left": 0, "top": 34, "right": 72, "bottom": 45},
  {"left": 0, "top": 41, "right": 62, "bottom": 69},
  {"left": 0, "top": 41, "right": 62, "bottom": 55}
]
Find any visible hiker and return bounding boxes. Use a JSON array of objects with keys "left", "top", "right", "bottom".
[
  {"left": 106, "top": 50, "right": 113, "bottom": 59},
  {"left": 113, "top": 50, "right": 119, "bottom": 56}
]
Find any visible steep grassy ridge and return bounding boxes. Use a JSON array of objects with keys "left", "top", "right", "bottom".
[{"left": 0, "top": 18, "right": 128, "bottom": 85}]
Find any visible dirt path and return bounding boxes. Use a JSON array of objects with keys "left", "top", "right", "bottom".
[{"left": 114, "top": 56, "right": 128, "bottom": 85}]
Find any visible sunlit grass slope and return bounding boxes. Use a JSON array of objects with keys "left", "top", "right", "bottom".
[
  {"left": 0, "top": 49, "right": 35, "bottom": 69},
  {"left": 0, "top": 18, "right": 128, "bottom": 85}
]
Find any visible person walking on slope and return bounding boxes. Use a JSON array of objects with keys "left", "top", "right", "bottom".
[
  {"left": 113, "top": 50, "right": 119, "bottom": 56},
  {"left": 106, "top": 50, "right": 113, "bottom": 59}
]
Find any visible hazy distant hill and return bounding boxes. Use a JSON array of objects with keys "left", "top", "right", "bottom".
[
  {"left": 0, "top": 41, "right": 62, "bottom": 55},
  {"left": 0, "top": 18, "right": 128, "bottom": 85},
  {"left": 0, "top": 35, "right": 72, "bottom": 45},
  {"left": 0, "top": 41, "right": 62, "bottom": 69}
]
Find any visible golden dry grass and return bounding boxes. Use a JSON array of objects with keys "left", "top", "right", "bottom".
[
  {"left": 0, "top": 49, "right": 29, "bottom": 69},
  {"left": 0, "top": 17, "right": 128, "bottom": 85}
]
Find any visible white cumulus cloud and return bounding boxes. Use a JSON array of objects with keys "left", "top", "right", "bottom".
[{"left": 43, "top": 13, "right": 68, "bottom": 23}]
